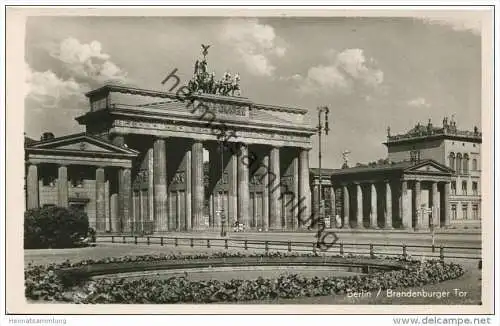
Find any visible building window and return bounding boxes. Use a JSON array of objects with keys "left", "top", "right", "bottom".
[
  {"left": 472, "top": 159, "right": 478, "bottom": 171},
  {"left": 472, "top": 182, "right": 478, "bottom": 195},
  {"left": 462, "top": 204, "right": 468, "bottom": 220},
  {"left": 462, "top": 181, "right": 467, "bottom": 195},
  {"left": 463, "top": 154, "right": 469, "bottom": 174},
  {"left": 456, "top": 153, "right": 462, "bottom": 174},
  {"left": 451, "top": 181, "right": 457, "bottom": 195},
  {"left": 451, "top": 204, "right": 457, "bottom": 220},
  {"left": 449, "top": 152, "right": 455, "bottom": 169},
  {"left": 472, "top": 204, "right": 479, "bottom": 220}
]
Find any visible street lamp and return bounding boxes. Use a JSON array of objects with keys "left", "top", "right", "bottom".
[{"left": 317, "top": 106, "right": 330, "bottom": 229}]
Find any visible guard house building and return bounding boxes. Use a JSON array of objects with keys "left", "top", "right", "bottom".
[{"left": 311, "top": 118, "right": 482, "bottom": 230}]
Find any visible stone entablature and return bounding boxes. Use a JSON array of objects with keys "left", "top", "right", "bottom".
[
  {"left": 77, "top": 84, "right": 315, "bottom": 149},
  {"left": 109, "top": 118, "right": 313, "bottom": 149},
  {"left": 82, "top": 84, "right": 313, "bottom": 130}
]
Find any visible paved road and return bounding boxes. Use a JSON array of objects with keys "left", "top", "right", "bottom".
[
  {"left": 95, "top": 230, "right": 481, "bottom": 260},
  {"left": 98, "top": 229, "right": 481, "bottom": 246}
]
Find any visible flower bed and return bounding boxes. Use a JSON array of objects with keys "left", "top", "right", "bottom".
[{"left": 25, "top": 252, "right": 464, "bottom": 304}]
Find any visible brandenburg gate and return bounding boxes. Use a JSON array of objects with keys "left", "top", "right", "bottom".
[{"left": 62, "top": 51, "right": 316, "bottom": 233}]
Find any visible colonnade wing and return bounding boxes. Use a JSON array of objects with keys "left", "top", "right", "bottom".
[{"left": 322, "top": 159, "right": 454, "bottom": 230}]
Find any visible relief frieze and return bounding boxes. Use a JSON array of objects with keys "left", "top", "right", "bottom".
[
  {"left": 171, "top": 171, "right": 186, "bottom": 185},
  {"left": 133, "top": 168, "right": 148, "bottom": 189}
]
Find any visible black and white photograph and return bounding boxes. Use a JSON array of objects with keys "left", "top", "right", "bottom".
[{"left": 2, "top": 3, "right": 497, "bottom": 322}]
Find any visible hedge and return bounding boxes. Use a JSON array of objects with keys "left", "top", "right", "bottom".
[{"left": 24, "top": 206, "right": 92, "bottom": 249}]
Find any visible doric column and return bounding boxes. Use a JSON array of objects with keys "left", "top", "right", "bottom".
[
  {"left": 105, "top": 180, "right": 110, "bottom": 232},
  {"left": 228, "top": 150, "right": 238, "bottom": 226},
  {"left": 133, "top": 191, "right": 141, "bottom": 232},
  {"left": 27, "top": 164, "right": 39, "bottom": 209},
  {"left": 110, "top": 193, "right": 119, "bottom": 232},
  {"left": 147, "top": 148, "right": 154, "bottom": 225},
  {"left": 330, "top": 186, "right": 336, "bottom": 227},
  {"left": 269, "top": 146, "right": 281, "bottom": 229},
  {"left": 153, "top": 138, "right": 168, "bottom": 232},
  {"left": 356, "top": 183, "right": 364, "bottom": 228},
  {"left": 299, "top": 148, "right": 311, "bottom": 228},
  {"left": 443, "top": 182, "right": 450, "bottom": 227},
  {"left": 262, "top": 153, "right": 270, "bottom": 231},
  {"left": 95, "top": 167, "right": 106, "bottom": 233},
  {"left": 57, "top": 165, "right": 68, "bottom": 208},
  {"left": 184, "top": 148, "right": 192, "bottom": 230},
  {"left": 118, "top": 167, "right": 132, "bottom": 233},
  {"left": 401, "top": 180, "right": 411, "bottom": 229},
  {"left": 237, "top": 143, "right": 250, "bottom": 227},
  {"left": 291, "top": 155, "right": 299, "bottom": 230},
  {"left": 414, "top": 180, "right": 422, "bottom": 230},
  {"left": 432, "top": 182, "right": 440, "bottom": 228},
  {"left": 175, "top": 191, "right": 181, "bottom": 230},
  {"left": 370, "top": 183, "right": 378, "bottom": 228},
  {"left": 343, "top": 185, "right": 350, "bottom": 229},
  {"left": 385, "top": 181, "right": 393, "bottom": 229},
  {"left": 140, "top": 190, "right": 148, "bottom": 231},
  {"left": 191, "top": 140, "right": 204, "bottom": 230}
]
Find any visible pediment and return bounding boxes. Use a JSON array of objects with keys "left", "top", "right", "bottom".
[
  {"left": 404, "top": 160, "right": 454, "bottom": 174},
  {"left": 56, "top": 141, "right": 114, "bottom": 153},
  {"left": 28, "top": 133, "right": 138, "bottom": 155}
]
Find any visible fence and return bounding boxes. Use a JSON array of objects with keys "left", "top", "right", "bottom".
[{"left": 96, "top": 235, "right": 481, "bottom": 261}]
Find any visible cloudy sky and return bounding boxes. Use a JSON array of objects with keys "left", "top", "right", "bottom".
[{"left": 24, "top": 15, "right": 482, "bottom": 168}]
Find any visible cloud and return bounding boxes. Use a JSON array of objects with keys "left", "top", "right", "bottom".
[
  {"left": 48, "top": 37, "right": 128, "bottom": 85},
  {"left": 25, "top": 63, "right": 87, "bottom": 110},
  {"left": 418, "top": 14, "right": 482, "bottom": 35},
  {"left": 297, "top": 48, "right": 383, "bottom": 94},
  {"left": 279, "top": 73, "right": 303, "bottom": 82},
  {"left": 25, "top": 37, "right": 131, "bottom": 112},
  {"left": 221, "top": 19, "right": 286, "bottom": 76},
  {"left": 407, "top": 97, "right": 431, "bottom": 108}
]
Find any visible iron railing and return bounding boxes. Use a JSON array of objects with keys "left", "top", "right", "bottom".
[{"left": 96, "top": 235, "right": 481, "bottom": 261}]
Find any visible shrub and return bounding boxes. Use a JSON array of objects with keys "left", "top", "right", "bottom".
[{"left": 24, "top": 206, "right": 90, "bottom": 249}]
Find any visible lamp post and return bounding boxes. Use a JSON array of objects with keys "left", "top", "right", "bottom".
[{"left": 317, "top": 106, "right": 330, "bottom": 229}]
